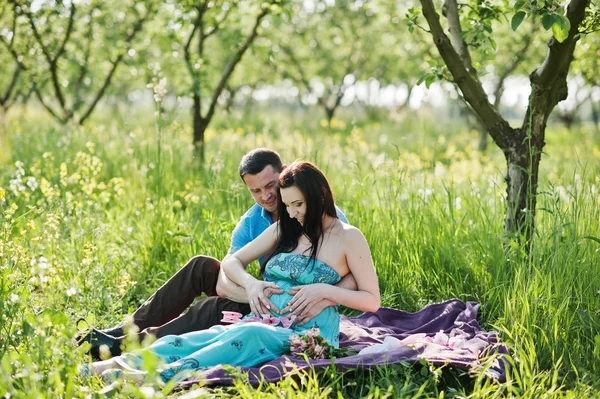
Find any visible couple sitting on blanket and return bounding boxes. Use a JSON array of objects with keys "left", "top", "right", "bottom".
[{"left": 79, "top": 149, "right": 380, "bottom": 384}]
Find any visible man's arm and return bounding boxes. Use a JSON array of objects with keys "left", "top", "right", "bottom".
[{"left": 334, "top": 272, "right": 357, "bottom": 291}]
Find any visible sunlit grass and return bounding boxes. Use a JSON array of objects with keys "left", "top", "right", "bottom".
[{"left": 1, "top": 107, "right": 599, "bottom": 397}]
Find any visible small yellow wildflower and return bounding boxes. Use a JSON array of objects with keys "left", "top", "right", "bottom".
[{"left": 0, "top": 187, "right": 4, "bottom": 201}]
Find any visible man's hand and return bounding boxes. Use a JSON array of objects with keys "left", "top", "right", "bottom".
[
  {"left": 247, "top": 280, "right": 283, "bottom": 315},
  {"left": 284, "top": 283, "right": 329, "bottom": 319},
  {"left": 293, "top": 298, "right": 336, "bottom": 327}
]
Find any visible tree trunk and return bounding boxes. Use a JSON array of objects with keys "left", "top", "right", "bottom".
[
  {"left": 591, "top": 99, "right": 599, "bottom": 133},
  {"left": 192, "top": 93, "right": 207, "bottom": 163},
  {"left": 0, "top": 106, "right": 6, "bottom": 126},
  {"left": 478, "top": 119, "right": 488, "bottom": 152},
  {"left": 503, "top": 131, "right": 543, "bottom": 245},
  {"left": 325, "top": 106, "right": 335, "bottom": 128}
]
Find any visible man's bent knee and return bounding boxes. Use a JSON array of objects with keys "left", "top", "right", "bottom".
[{"left": 186, "top": 255, "right": 221, "bottom": 278}]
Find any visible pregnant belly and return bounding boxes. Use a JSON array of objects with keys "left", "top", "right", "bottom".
[{"left": 267, "top": 291, "right": 294, "bottom": 316}]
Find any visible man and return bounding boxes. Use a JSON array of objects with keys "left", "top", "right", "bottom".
[{"left": 80, "top": 148, "right": 356, "bottom": 359}]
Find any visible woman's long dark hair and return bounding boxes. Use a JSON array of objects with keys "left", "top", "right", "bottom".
[{"left": 261, "top": 161, "right": 338, "bottom": 274}]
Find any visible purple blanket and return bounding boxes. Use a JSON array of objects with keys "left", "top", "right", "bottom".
[{"left": 179, "top": 299, "right": 510, "bottom": 389}]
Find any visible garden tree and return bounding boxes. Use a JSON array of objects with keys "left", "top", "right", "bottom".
[
  {"left": 0, "top": 35, "right": 23, "bottom": 124},
  {"left": 163, "top": 0, "right": 279, "bottom": 162},
  {"left": 413, "top": 0, "right": 600, "bottom": 248},
  {"left": 8, "top": 0, "right": 157, "bottom": 125},
  {"left": 272, "top": 0, "right": 382, "bottom": 126},
  {"left": 0, "top": 3, "right": 30, "bottom": 122}
]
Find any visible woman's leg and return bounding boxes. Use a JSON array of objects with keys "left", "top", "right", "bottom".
[
  {"left": 83, "top": 325, "right": 231, "bottom": 380},
  {"left": 156, "top": 323, "right": 292, "bottom": 383},
  {"left": 83, "top": 358, "right": 121, "bottom": 376}
]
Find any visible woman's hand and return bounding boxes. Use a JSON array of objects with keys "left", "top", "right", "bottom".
[
  {"left": 293, "top": 299, "right": 336, "bottom": 326},
  {"left": 246, "top": 280, "right": 283, "bottom": 315},
  {"left": 284, "top": 283, "right": 329, "bottom": 318}
]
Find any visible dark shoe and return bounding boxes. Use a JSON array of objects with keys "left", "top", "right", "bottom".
[
  {"left": 78, "top": 328, "right": 122, "bottom": 360},
  {"left": 101, "top": 326, "right": 125, "bottom": 338}
]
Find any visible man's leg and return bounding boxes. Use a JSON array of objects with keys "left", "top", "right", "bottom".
[
  {"left": 140, "top": 296, "right": 251, "bottom": 340},
  {"left": 130, "top": 255, "right": 222, "bottom": 331},
  {"left": 79, "top": 255, "right": 251, "bottom": 358}
]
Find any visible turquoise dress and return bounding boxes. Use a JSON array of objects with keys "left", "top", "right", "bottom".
[{"left": 114, "top": 253, "right": 342, "bottom": 383}]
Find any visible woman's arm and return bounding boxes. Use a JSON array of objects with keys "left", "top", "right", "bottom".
[
  {"left": 221, "top": 223, "right": 282, "bottom": 315},
  {"left": 215, "top": 255, "right": 250, "bottom": 303},
  {"left": 286, "top": 227, "right": 380, "bottom": 314}
]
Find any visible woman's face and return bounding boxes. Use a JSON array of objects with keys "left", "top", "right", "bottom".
[{"left": 280, "top": 185, "right": 307, "bottom": 225}]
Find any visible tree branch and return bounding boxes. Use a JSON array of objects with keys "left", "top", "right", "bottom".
[
  {"left": 0, "top": 35, "right": 27, "bottom": 70},
  {"left": 78, "top": 2, "right": 155, "bottom": 125},
  {"left": 183, "top": 11, "right": 201, "bottom": 78},
  {"left": 204, "top": 4, "right": 234, "bottom": 39},
  {"left": 445, "top": 0, "right": 477, "bottom": 78},
  {"left": 523, "top": 0, "right": 589, "bottom": 129},
  {"left": 204, "top": 3, "right": 272, "bottom": 124},
  {"left": 9, "top": 3, "right": 17, "bottom": 48},
  {"left": 531, "top": 0, "right": 588, "bottom": 87},
  {"left": 419, "top": 0, "right": 514, "bottom": 150},
  {"left": 33, "top": 87, "right": 64, "bottom": 123},
  {"left": 24, "top": 3, "right": 76, "bottom": 117},
  {"left": 281, "top": 45, "right": 313, "bottom": 93},
  {"left": 73, "top": 7, "right": 96, "bottom": 113},
  {"left": 1, "top": 65, "right": 21, "bottom": 106},
  {"left": 55, "top": 3, "right": 76, "bottom": 64}
]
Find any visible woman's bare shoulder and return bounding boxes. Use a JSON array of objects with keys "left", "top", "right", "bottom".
[{"left": 339, "top": 222, "right": 366, "bottom": 242}]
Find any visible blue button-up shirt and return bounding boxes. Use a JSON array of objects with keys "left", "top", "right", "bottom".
[{"left": 228, "top": 204, "right": 349, "bottom": 266}]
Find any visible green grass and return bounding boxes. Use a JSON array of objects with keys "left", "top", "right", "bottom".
[{"left": 1, "top": 105, "right": 599, "bottom": 398}]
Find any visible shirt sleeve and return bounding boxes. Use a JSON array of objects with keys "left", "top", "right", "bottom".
[
  {"left": 228, "top": 216, "right": 252, "bottom": 255},
  {"left": 335, "top": 205, "right": 350, "bottom": 225}
]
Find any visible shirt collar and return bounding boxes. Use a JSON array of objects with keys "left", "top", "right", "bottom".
[{"left": 260, "top": 205, "right": 274, "bottom": 224}]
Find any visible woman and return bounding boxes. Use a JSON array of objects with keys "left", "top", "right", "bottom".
[{"left": 84, "top": 161, "right": 380, "bottom": 384}]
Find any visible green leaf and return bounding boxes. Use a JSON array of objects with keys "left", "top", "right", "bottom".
[
  {"left": 511, "top": 11, "right": 526, "bottom": 31},
  {"left": 489, "top": 37, "right": 497, "bottom": 50},
  {"left": 542, "top": 13, "right": 556, "bottom": 30},
  {"left": 556, "top": 15, "right": 571, "bottom": 31},
  {"left": 537, "top": 207, "right": 554, "bottom": 215},
  {"left": 514, "top": 0, "right": 527, "bottom": 11},
  {"left": 427, "top": 59, "right": 438, "bottom": 68},
  {"left": 425, "top": 74, "right": 436, "bottom": 88},
  {"left": 552, "top": 19, "right": 570, "bottom": 43},
  {"left": 583, "top": 235, "right": 600, "bottom": 245},
  {"left": 22, "top": 320, "right": 34, "bottom": 337}
]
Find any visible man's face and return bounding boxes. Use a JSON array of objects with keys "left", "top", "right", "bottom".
[{"left": 242, "top": 165, "right": 281, "bottom": 213}]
